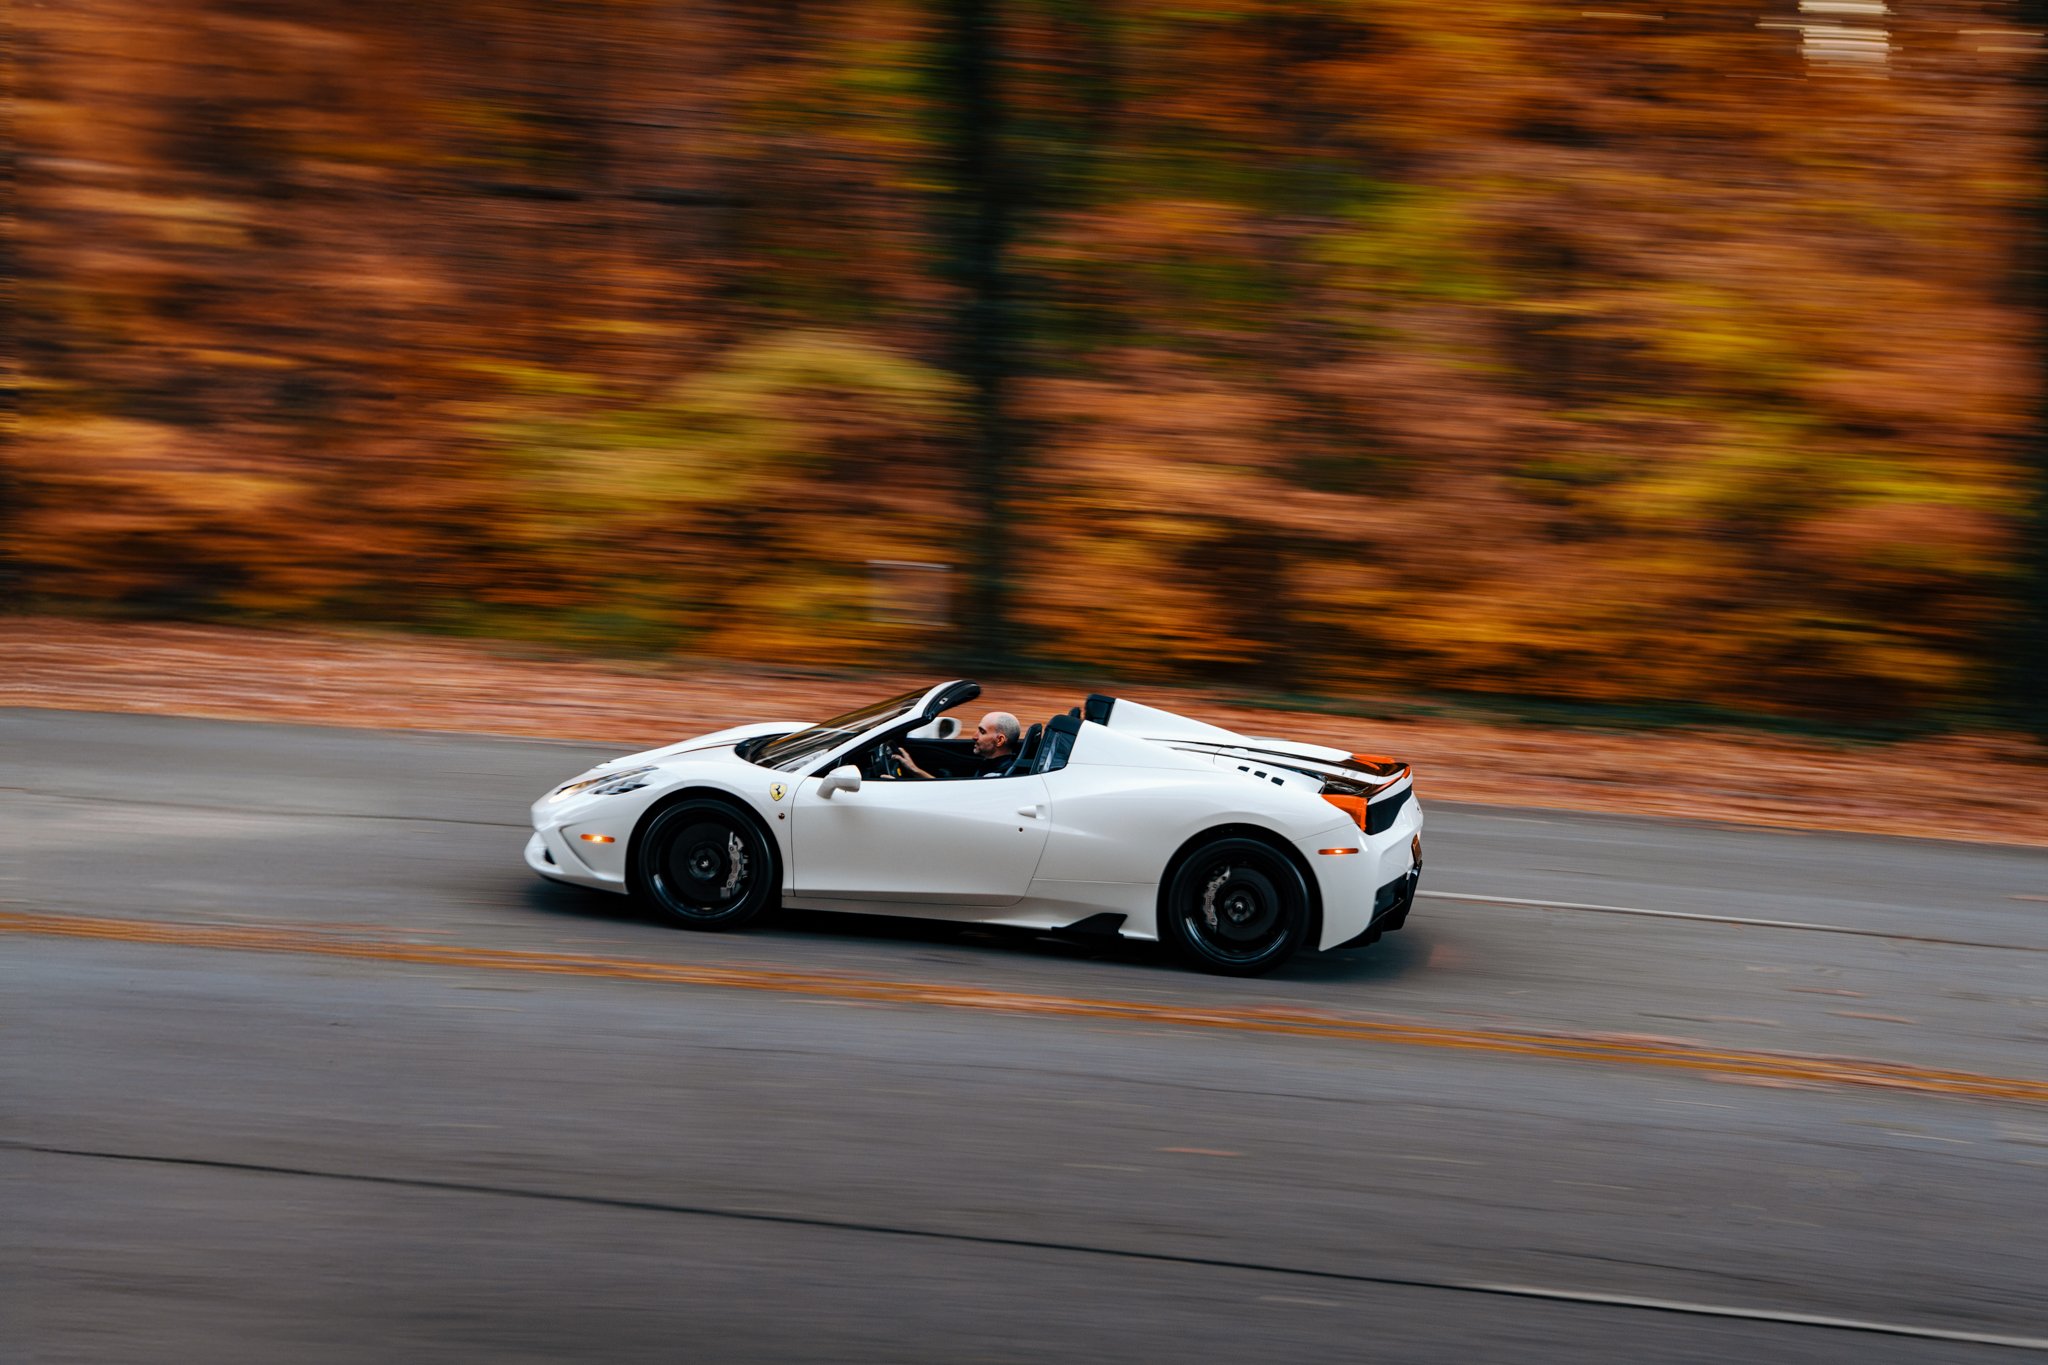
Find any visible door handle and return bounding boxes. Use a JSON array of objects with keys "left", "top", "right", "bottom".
[{"left": 1017, "top": 805, "right": 1044, "bottom": 819}]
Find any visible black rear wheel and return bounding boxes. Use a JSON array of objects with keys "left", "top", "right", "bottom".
[
  {"left": 1161, "top": 835, "right": 1309, "bottom": 976},
  {"left": 634, "top": 798, "right": 777, "bottom": 930}
]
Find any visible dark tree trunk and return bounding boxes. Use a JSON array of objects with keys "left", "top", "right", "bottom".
[
  {"left": 2018, "top": 0, "right": 2048, "bottom": 737},
  {"left": 1243, "top": 9, "right": 1362, "bottom": 693},
  {"left": 932, "top": 0, "right": 1019, "bottom": 673},
  {"left": 0, "top": 6, "right": 22, "bottom": 611}
]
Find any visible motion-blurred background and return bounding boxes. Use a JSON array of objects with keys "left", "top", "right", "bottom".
[{"left": 7, "top": 0, "right": 2046, "bottom": 729}]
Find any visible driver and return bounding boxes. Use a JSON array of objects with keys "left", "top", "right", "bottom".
[{"left": 894, "top": 711, "right": 1022, "bottom": 780}]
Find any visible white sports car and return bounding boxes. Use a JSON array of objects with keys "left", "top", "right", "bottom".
[{"left": 526, "top": 681, "right": 1422, "bottom": 975}]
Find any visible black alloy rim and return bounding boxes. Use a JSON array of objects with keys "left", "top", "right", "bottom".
[
  {"left": 652, "top": 816, "right": 754, "bottom": 917},
  {"left": 1181, "top": 855, "right": 1290, "bottom": 963}
]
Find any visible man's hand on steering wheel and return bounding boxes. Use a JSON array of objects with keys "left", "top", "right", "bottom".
[{"left": 888, "top": 744, "right": 933, "bottom": 780}]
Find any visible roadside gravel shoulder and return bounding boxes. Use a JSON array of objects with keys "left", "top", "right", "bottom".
[{"left": 5, "top": 617, "right": 2044, "bottom": 848}]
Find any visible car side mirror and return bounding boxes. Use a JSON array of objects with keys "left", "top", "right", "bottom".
[
  {"left": 935, "top": 717, "right": 959, "bottom": 739},
  {"left": 818, "top": 764, "right": 862, "bottom": 798}
]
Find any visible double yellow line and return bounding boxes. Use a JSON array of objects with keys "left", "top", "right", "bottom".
[{"left": 8, "top": 908, "right": 2045, "bottom": 1106}]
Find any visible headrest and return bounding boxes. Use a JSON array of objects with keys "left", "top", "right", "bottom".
[
  {"left": 1004, "top": 722, "right": 1045, "bottom": 777},
  {"left": 1034, "top": 711, "right": 1080, "bottom": 773},
  {"left": 1083, "top": 694, "right": 1116, "bottom": 724}
]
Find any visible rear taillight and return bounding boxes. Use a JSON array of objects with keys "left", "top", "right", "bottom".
[
  {"left": 1322, "top": 768, "right": 1412, "bottom": 835},
  {"left": 1321, "top": 794, "right": 1369, "bottom": 831}
]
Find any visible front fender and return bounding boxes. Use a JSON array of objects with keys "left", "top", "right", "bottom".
[{"left": 533, "top": 761, "right": 794, "bottom": 892}]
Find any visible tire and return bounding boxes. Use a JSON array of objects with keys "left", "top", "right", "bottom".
[
  {"left": 1160, "top": 835, "right": 1310, "bottom": 976},
  {"left": 632, "top": 798, "right": 778, "bottom": 931}
]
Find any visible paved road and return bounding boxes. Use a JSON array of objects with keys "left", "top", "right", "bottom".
[{"left": 6, "top": 709, "right": 2047, "bottom": 1363}]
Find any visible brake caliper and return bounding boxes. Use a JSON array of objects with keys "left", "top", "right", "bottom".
[
  {"left": 721, "top": 831, "right": 748, "bottom": 899},
  {"left": 1201, "top": 865, "right": 1230, "bottom": 930}
]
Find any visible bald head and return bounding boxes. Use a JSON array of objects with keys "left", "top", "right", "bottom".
[{"left": 974, "top": 711, "right": 1021, "bottom": 758}]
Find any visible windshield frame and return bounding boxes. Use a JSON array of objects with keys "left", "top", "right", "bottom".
[{"left": 744, "top": 685, "right": 937, "bottom": 775}]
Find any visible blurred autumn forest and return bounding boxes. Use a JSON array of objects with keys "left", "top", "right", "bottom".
[{"left": 7, "top": 0, "right": 2048, "bottom": 728}]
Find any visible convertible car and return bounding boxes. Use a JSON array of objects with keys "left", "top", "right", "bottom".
[{"left": 526, "top": 681, "right": 1422, "bottom": 975}]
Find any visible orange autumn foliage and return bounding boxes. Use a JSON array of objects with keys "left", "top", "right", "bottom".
[{"left": 4, "top": 0, "right": 2036, "bottom": 720}]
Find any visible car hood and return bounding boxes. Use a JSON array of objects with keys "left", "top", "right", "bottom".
[
  {"left": 610, "top": 720, "right": 810, "bottom": 769},
  {"left": 537, "top": 721, "right": 805, "bottom": 819}
]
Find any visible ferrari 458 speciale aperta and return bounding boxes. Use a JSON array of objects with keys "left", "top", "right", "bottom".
[{"left": 529, "top": 682, "right": 1421, "bottom": 975}]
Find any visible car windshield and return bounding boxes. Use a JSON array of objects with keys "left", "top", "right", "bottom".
[{"left": 747, "top": 687, "right": 930, "bottom": 774}]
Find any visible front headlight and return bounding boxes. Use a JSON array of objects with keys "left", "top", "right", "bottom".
[{"left": 547, "top": 765, "right": 657, "bottom": 803}]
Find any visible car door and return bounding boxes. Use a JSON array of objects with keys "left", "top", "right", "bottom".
[{"left": 790, "top": 771, "right": 1052, "bottom": 911}]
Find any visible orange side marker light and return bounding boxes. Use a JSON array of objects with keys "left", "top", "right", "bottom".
[
  {"left": 580, "top": 833, "right": 616, "bottom": 844},
  {"left": 1318, "top": 847, "right": 1360, "bottom": 856}
]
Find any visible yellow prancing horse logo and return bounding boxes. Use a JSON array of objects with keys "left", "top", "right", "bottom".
[{"left": 769, "top": 782, "right": 786, "bottom": 802}]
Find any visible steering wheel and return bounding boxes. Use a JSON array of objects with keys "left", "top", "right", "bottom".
[{"left": 871, "top": 739, "right": 909, "bottom": 780}]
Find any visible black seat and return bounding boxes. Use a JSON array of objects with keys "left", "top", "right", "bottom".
[
  {"left": 1034, "top": 712, "right": 1082, "bottom": 775},
  {"left": 1003, "top": 722, "right": 1044, "bottom": 777}
]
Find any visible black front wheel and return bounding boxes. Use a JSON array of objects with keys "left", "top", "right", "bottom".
[
  {"left": 1160, "top": 836, "right": 1309, "bottom": 976},
  {"left": 633, "top": 798, "right": 777, "bottom": 930}
]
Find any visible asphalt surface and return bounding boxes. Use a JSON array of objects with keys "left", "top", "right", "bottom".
[{"left": 6, "top": 708, "right": 2048, "bottom": 1363}]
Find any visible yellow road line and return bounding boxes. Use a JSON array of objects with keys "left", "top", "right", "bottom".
[{"left": 7, "top": 909, "right": 2045, "bottom": 1106}]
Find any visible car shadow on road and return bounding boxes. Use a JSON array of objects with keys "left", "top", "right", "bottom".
[
  {"left": 516, "top": 878, "right": 1426, "bottom": 985},
  {"left": 516, "top": 877, "right": 651, "bottom": 926},
  {"left": 1290, "top": 933, "right": 1427, "bottom": 983}
]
